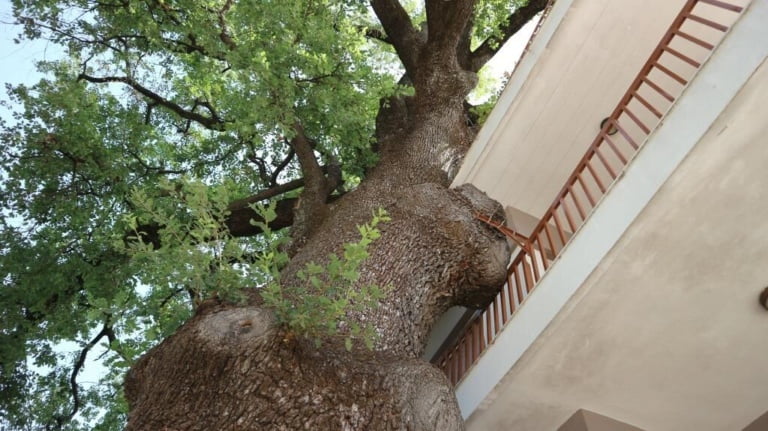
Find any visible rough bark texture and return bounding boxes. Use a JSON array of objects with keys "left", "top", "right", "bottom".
[{"left": 124, "top": 1, "right": 546, "bottom": 429}]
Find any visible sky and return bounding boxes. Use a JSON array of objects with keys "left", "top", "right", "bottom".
[{"left": 0, "top": 1, "right": 65, "bottom": 109}]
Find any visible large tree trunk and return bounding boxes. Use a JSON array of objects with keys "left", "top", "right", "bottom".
[
  {"left": 124, "top": 3, "right": 522, "bottom": 429},
  {"left": 124, "top": 108, "right": 510, "bottom": 430}
]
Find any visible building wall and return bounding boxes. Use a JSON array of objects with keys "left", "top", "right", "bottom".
[{"left": 463, "top": 13, "right": 768, "bottom": 428}]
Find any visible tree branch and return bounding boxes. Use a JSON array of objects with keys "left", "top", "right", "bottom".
[
  {"left": 425, "top": 0, "right": 476, "bottom": 54},
  {"left": 216, "top": 0, "right": 236, "bottom": 50},
  {"left": 269, "top": 148, "right": 296, "bottom": 187},
  {"left": 288, "top": 123, "right": 327, "bottom": 202},
  {"left": 370, "top": 0, "right": 423, "bottom": 76},
  {"left": 131, "top": 172, "right": 335, "bottom": 249},
  {"left": 126, "top": 147, "right": 186, "bottom": 175},
  {"left": 76, "top": 73, "right": 226, "bottom": 131},
  {"left": 362, "top": 26, "right": 392, "bottom": 44},
  {"left": 17, "top": 16, "right": 124, "bottom": 54},
  {"left": 56, "top": 319, "right": 113, "bottom": 426},
  {"left": 166, "top": 34, "right": 228, "bottom": 61},
  {"left": 468, "top": 0, "right": 548, "bottom": 71},
  {"left": 226, "top": 177, "right": 306, "bottom": 212},
  {"left": 225, "top": 196, "right": 298, "bottom": 238},
  {"left": 284, "top": 123, "right": 334, "bottom": 251}
]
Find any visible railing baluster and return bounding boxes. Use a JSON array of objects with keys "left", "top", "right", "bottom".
[
  {"left": 513, "top": 264, "right": 524, "bottom": 306},
  {"left": 687, "top": 13, "right": 729, "bottom": 31},
  {"left": 535, "top": 234, "right": 549, "bottom": 270},
  {"left": 456, "top": 342, "right": 463, "bottom": 379},
  {"left": 664, "top": 46, "right": 701, "bottom": 68},
  {"left": 577, "top": 173, "right": 597, "bottom": 207},
  {"left": 473, "top": 322, "right": 481, "bottom": 361},
  {"left": 611, "top": 118, "right": 640, "bottom": 151},
  {"left": 594, "top": 146, "right": 618, "bottom": 179},
  {"left": 492, "top": 292, "right": 501, "bottom": 336},
  {"left": 528, "top": 247, "right": 541, "bottom": 282},
  {"left": 602, "top": 131, "right": 630, "bottom": 163},
  {"left": 585, "top": 158, "right": 607, "bottom": 193},
  {"left": 543, "top": 220, "right": 558, "bottom": 258},
  {"left": 654, "top": 62, "right": 687, "bottom": 85},
  {"left": 559, "top": 198, "right": 578, "bottom": 232},
  {"left": 568, "top": 186, "right": 587, "bottom": 221},
  {"left": 642, "top": 77, "right": 675, "bottom": 102},
  {"left": 500, "top": 279, "right": 512, "bottom": 323},
  {"left": 698, "top": 0, "right": 743, "bottom": 12},
  {"left": 522, "top": 259, "right": 534, "bottom": 294},
  {"left": 452, "top": 352, "right": 458, "bottom": 385},
  {"left": 674, "top": 29, "right": 715, "bottom": 49},
  {"left": 486, "top": 302, "right": 494, "bottom": 341},
  {"left": 461, "top": 338, "right": 469, "bottom": 375},
  {"left": 632, "top": 91, "right": 664, "bottom": 118},
  {"left": 551, "top": 210, "right": 568, "bottom": 246},
  {"left": 624, "top": 107, "right": 652, "bottom": 135}
]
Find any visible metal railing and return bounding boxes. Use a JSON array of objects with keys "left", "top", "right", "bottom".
[{"left": 435, "top": 0, "right": 748, "bottom": 386}]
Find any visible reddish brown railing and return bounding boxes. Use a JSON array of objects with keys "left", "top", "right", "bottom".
[{"left": 434, "top": 0, "right": 748, "bottom": 386}]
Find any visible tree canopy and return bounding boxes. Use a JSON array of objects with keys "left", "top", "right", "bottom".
[{"left": 0, "top": 0, "right": 545, "bottom": 429}]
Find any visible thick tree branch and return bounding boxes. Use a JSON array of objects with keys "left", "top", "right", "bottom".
[
  {"left": 425, "top": 0, "right": 476, "bottom": 54},
  {"left": 468, "top": 0, "right": 548, "bottom": 71},
  {"left": 225, "top": 196, "right": 298, "bottom": 238},
  {"left": 285, "top": 123, "right": 334, "bottom": 251},
  {"left": 456, "top": 14, "right": 476, "bottom": 71},
  {"left": 370, "top": 0, "right": 423, "bottom": 76},
  {"left": 289, "top": 124, "right": 327, "bottom": 201},
  {"left": 225, "top": 192, "right": 338, "bottom": 239},
  {"left": 76, "top": 73, "right": 226, "bottom": 131},
  {"left": 132, "top": 180, "right": 301, "bottom": 250},
  {"left": 126, "top": 147, "right": 186, "bottom": 175}
]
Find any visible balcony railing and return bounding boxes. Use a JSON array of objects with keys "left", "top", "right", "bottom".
[{"left": 434, "top": 0, "right": 748, "bottom": 386}]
